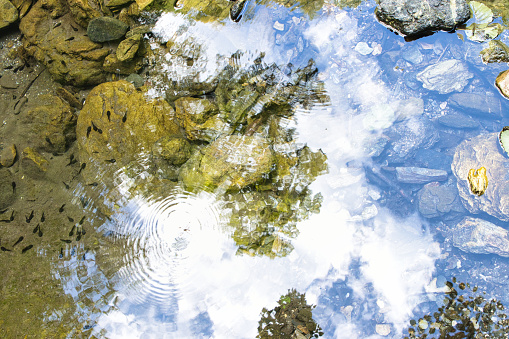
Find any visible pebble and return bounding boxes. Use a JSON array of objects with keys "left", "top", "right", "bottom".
[
  {"left": 0, "top": 73, "right": 19, "bottom": 89},
  {"left": 0, "top": 144, "right": 17, "bottom": 167}
]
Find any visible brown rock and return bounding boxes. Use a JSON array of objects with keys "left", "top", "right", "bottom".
[
  {"left": 0, "top": 144, "right": 17, "bottom": 167},
  {"left": 10, "top": 0, "right": 33, "bottom": 18},
  {"left": 67, "top": 0, "right": 102, "bottom": 28},
  {"left": 116, "top": 34, "right": 141, "bottom": 62},
  {"left": 496, "top": 70, "right": 509, "bottom": 99},
  {"left": 0, "top": 0, "right": 19, "bottom": 30},
  {"left": 21, "top": 147, "right": 49, "bottom": 178},
  {"left": 103, "top": 53, "right": 143, "bottom": 75}
]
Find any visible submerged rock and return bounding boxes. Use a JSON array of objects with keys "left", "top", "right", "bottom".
[
  {"left": 495, "top": 70, "right": 509, "bottom": 99},
  {"left": 116, "top": 34, "right": 141, "bottom": 62},
  {"left": 452, "top": 217, "right": 509, "bottom": 257},
  {"left": 417, "top": 182, "right": 465, "bottom": 219},
  {"left": 395, "top": 167, "right": 447, "bottom": 184},
  {"left": 480, "top": 40, "right": 509, "bottom": 63},
  {"left": 87, "top": 17, "right": 129, "bottom": 43},
  {"left": 437, "top": 113, "right": 479, "bottom": 129},
  {"left": 151, "top": 136, "right": 192, "bottom": 180},
  {"left": 0, "top": 144, "right": 17, "bottom": 168},
  {"left": 451, "top": 133, "right": 509, "bottom": 222},
  {"left": 0, "top": 168, "right": 15, "bottom": 209},
  {"left": 21, "top": 147, "right": 49, "bottom": 178},
  {"left": 0, "top": 0, "right": 19, "bottom": 30},
  {"left": 375, "top": 0, "right": 470, "bottom": 38},
  {"left": 416, "top": 60, "right": 473, "bottom": 94},
  {"left": 179, "top": 135, "right": 274, "bottom": 191},
  {"left": 447, "top": 93, "right": 502, "bottom": 119}
]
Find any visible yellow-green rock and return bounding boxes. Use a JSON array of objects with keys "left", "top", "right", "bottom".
[
  {"left": 0, "top": 0, "right": 19, "bottom": 30},
  {"left": 103, "top": 52, "right": 143, "bottom": 74},
  {"left": 21, "top": 147, "right": 49, "bottom": 177},
  {"left": 496, "top": 69, "right": 509, "bottom": 99},
  {"left": 116, "top": 34, "right": 142, "bottom": 62},
  {"left": 0, "top": 144, "right": 17, "bottom": 167},
  {"left": 67, "top": 0, "right": 102, "bottom": 28},
  {"left": 10, "top": 0, "right": 32, "bottom": 18}
]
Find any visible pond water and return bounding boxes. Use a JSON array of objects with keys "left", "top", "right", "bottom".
[{"left": 2, "top": 0, "right": 509, "bottom": 338}]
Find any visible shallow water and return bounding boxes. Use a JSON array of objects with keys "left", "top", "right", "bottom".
[{"left": 2, "top": 0, "right": 509, "bottom": 338}]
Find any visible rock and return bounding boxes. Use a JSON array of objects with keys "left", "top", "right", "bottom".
[
  {"left": 116, "top": 34, "right": 141, "bottom": 62},
  {"left": 151, "top": 136, "right": 192, "bottom": 180},
  {"left": 179, "top": 135, "right": 275, "bottom": 191},
  {"left": 451, "top": 133, "right": 509, "bottom": 221},
  {"left": 417, "top": 182, "right": 465, "bottom": 219},
  {"left": 0, "top": 144, "right": 17, "bottom": 167},
  {"left": 0, "top": 73, "right": 19, "bottom": 89},
  {"left": 416, "top": 59, "right": 473, "bottom": 94},
  {"left": 0, "top": 168, "right": 15, "bottom": 209},
  {"left": 480, "top": 40, "right": 509, "bottom": 64},
  {"left": 104, "top": 0, "right": 132, "bottom": 8},
  {"left": 125, "top": 73, "right": 144, "bottom": 88},
  {"left": 401, "top": 45, "right": 423, "bottom": 64},
  {"left": 19, "top": 1, "right": 111, "bottom": 86},
  {"left": 375, "top": 0, "right": 470, "bottom": 38},
  {"left": 395, "top": 167, "right": 448, "bottom": 184},
  {"left": 437, "top": 113, "right": 479, "bottom": 129},
  {"left": 77, "top": 80, "right": 181, "bottom": 182},
  {"left": 174, "top": 96, "right": 230, "bottom": 142},
  {"left": 67, "top": 0, "right": 102, "bottom": 28},
  {"left": 447, "top": 93, "right": 502, "bottom": 119},
  {"left": 496, "top": 70, "right": 509, "bottom": 99},
  {"left": 452, "top": 217, "right": 509, "bottom": 257},
  {"left": 25, "top": 94, "right": 76, "bottom": 153},
  {"left": 0, "top": 0, "right": 19, "bottom": 30},
  {"left": 10, "top": 0, "right": 32, "bottom": 18},
  {"left": 102, "top": 53, "right": 143, "bottom": 75},
  {"left": 413, "top": 149, "right": 452, "bottom": 173},
  {"left": 125, "top": 25, "right": 151, "bottom": 38},
  {"left": 40, "top": 0, "right": 66, "bottom": 18},
  {"left": 21, "top": 147, "right": 49, "bottom": 177},
  {"left": 87, "top": 17, "right": 129, "bottom": 43},
  {"left": 134, "top": 0, "right": 152, "bottom": 10}
]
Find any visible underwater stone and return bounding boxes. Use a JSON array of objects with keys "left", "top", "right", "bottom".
[
  {"left": 437, "top": 113, "right": 479, "bottom": 129},
  {"left": 417, "top": 182, "right": 465, "bottom": 219},
  {"left": 375, "top": 0, "right": 470, "bottom": 38},
  {"left": 480, "top": 40, "right": 509, "bottom": 63},
  {"left": 447, "top": 93, "right": 502, "bottom": 119},
  {"left": 416, "top": 59, "right": 473, "bottom": 94},
  {"left": 125, "top": 73, "right": 144, "bottom": 88},
  {"left": 395, "top": 167, "right": 447, "bottom": 184},
  {"left": 21, "top": 147, "right": 49, "bottom": 178},
  {"left": 0, "top": 73, "right": 19, "bottom": 89},
  {"left": 495, "top": 70, "right": 509, "bottom": 99},
  {"left": 451, "top": 133, "right": 509, "bottom": 222},
  {"left": 0, "top": 168, "right": 15, "bottom": 209},
  {"left": 116, "top": 34, "right": 141, "bottom": 62},
  {"left": 87, "top": 17, "right": 129, "bottom": 43},
  {"left": 0, "top": 144, "right": 17, "bottom": 167},
  {"left": 0, "top": 0, "right": 19, "bottom": 30},
  {"left": 452, "top": 217, "right": 509, "bottom": 257}
]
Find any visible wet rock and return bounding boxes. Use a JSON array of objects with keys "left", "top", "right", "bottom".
[
  {"left": 21, "top": 147, "right": 49, "bottom": 177},
  {"left": 116, "top": 34, "right": 141, "bottom": 62},
  {"left": 77, "top": 80, "right": 181, "bottom": 181},
  {"left": 102, "top": 53, "right": 143, "bottom": 75},
  {"left": 11, "top": 0, "right": 33, "bottom": 18},
  {"left": 0, "top": 0, "right": 19, "bottom": 30},
  {"left": 401, "top": 45, "right": 423, "bottom": 64},
  {"left": 104, "top": 0, "right": 132, "bottom": 8},
  {"left": 0, "top": 144, "right": 17, "bottom": 167},
  {"left": 416, "top": 60, "right": 473, "bottom": 94},
  {"left": 0, "top": 73, "right": 19, "bottom": 89},
  {"left": 480, "top": 40, "right": 509, "bottom": 64},
  {"left": 437, "top": 113, "right": 479, "bottom": 129},
  {"left": 417, "top": 182, "right": 465, "bottom": 219},
  {"left": 447, "top": 93, "right": 502, "bottom": 119},
  {"left": 179, "top": 135, "right": 275, "bottom": 191},
  {"left": 67, "top": 0, "right": 102, "bottom": 28},
  {"left": 395, "top": 167, "right": 447, "bottom": 184},
  {"left": 174, "top": 96, "right": 230, "bottom": 142},
  {"left": 125, "top": 25, "right": 151, "bottom": 38},
  {"left": 495, "top": 70, "right": 509, "bottom": 99},
  {"left": 452, "top": 217, "right": 509, "bottom": 257},
  {"left": 56, "top": 87, "right": 83, "bottom": 109},
  {"left": 87, "top": 17, "right": 129, "bottom": 43},
  {"left": 125, "top": 73, "right": 144, "bottom": 88},
  {"left": 413, "top": 149, "right": 452, "bottom": 173},
  {"left": 25, "top": 94, "right": 76, "bottom": 153},
  {"left": 451, "top": 133, "right": 509, "bottom": 221},
  {"left": 19, "top": 1, "right": 111, "bottom": 86},
  {"left": 0, "top": 168, "right": 15, "bottom": 209},
  {"left": 375, "top": 0, "right": 470, "bottom": 38},
  {"left": 152, "top": 136, "right": 192, "bottom": 180},
  {"left": 40, "top": 0, "right": 66, "bottom": 18}
]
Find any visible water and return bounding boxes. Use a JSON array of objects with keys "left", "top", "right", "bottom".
[{"left": 2, "top": 0, "right": 509, "bottom": 337}]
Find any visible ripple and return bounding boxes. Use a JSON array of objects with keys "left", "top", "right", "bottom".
[{"left": 109, "top": 188, "right": 226, "bottom": 307}]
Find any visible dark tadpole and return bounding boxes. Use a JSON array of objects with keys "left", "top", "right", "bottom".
[
  {"left": 11, "top": 182, "right": 15, "bottom": 193},
  {"left": 86, "top": 126, "right": 91, "bottom": 138},
  {"left": 79, "top": 216, "right": 86, "bottom": 225},
  {"left": 1, "top": 246, "right": 11, "bottom": 252},
  {"left": 59, "top": 204, "right": 66, "bottom": 213},
  {"left": 26, "top": 210, "right": 34, "bottom": 223},
  {"left": 87, "top": 182, "right": 98, "bottom": 187},
  {"left": 122, "top": 113, "right": 127, "bottom": 123},
  {"left": 104, "top": 159, "right": 116, "bottom": 163},
  {"left": 78, "top": 163, "right": 86, "bottom": 175},
  {"left": 32, "top": 224, "right": 40, "bottom": 234},
  {"left": 62, "top": 181, "right": 70, "bottom": 189},
  {"left": 60, "top": 239, "right": 72, "bottom": 244},
  {"left": 40, "top": 212, "right": 45, "bottom": 223},
  {"left": 13, "top": 236, "right": 24, "bottom": 247},
  {"left": 59, "top": 247, "right": 64, "bottom": 259},
  {"left": 21, "top": 245, "right": 33, "bottom": 253},
  {"left": 107, "top": 110, "right": 111, "bottom": 121},
  {"left": 69, "top": 225, "right": 76, "bottom": 237},
  {"left": 38, "top": 227, "right": 43, "bottom": 237},
  {"left": 45, "top": 136, "right": 53, "bottom": 146},
  {"left": 67, "top": 216, "right": 74, "bottom": 223}
]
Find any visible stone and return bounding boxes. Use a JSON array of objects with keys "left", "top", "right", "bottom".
[
  {"left": 437, "top": 113, "right": 479, "bottom": 129},
  {"left": 179, "top": 135, "right": 275, "bottom": 191},
  {"left": 451, "top": 133, "right": 509, "bottom": 221},
  {"left": 0, "top": 0, "right": 19, "bottom": 30},
  {"left": 125, "top": 73, "right": 144, "bottom": 88},
  {"left": 480, "top": 40, "right": 509, "bottom": 64},
  {"left": 10, "top": 0, "right": 32, "bottom": 18},
  {"left": 104, "top": 0, "right": 132, "bottom": 8},
  {"left": 19, "top": 1, "right": 111, "bottom": 86},
  {"left": 0, "top": 73, "right": 19, "bottom": 89},
  {"left": 416, "top": 59, "right": 473, "bottom": 94},
  {"left": 21, "top": 147, "right": 49, "bottom": 177},
  {"left": 116, "top": 34, "right": 141, "bottom": 62},
  {"left": 102, "top": 53, "right": 143, "bottom": 75},
  {"left": 417, "top": 182, "right": 465, "bottom": 219},
  {"left": 25, "top": 94, "right": 76, "bottom": 153},
  {"left": 496, "top": 70, "right": 509, "bottom": 99},
  {"left": 67, "top": 0, "right": 102, "bottom": 28},
  {"left": 447, "top": 93, "right": 502, "bottom": 119},
  {"left": 0, "top": 144, "right": 17, "bottom": 167},
  {"left": 375, "top": 0, "right": 470, "bottom": 38},
  {"left": 40, "top": 0, "right": 66, "bottom": 18},
  {"left": 87, "top": 17, "right": 129, "bottom": 43},
  {"left": 174, "top": 96, "right": 230, "bottom": 142},
  {"left": 451, "top": 217, "right": 509, "bottom": 257},
  {"left": 151, "top": 136, "right": 192, "bottom": 180},
  {"left": 134, "top": 0, "right": 152, "bottom": 10},
  {"left": 77, "top": 80, "right": 181, "bottom": 182},
  {"left": 395, "top": 167, "right": 448, "bottom": 184},
  {"left": 413, "top": 149, "right": 452, "bottom": 173},
  {"left": 0, "top": 168, "right": 15, "bottom": 209}
]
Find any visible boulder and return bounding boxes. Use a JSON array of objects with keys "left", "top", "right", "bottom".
[
  {"left": 151, "top": 136, "right": 192, "bottom": 180},
  {"left": 452, "top": 217, "right": 509, "bottom": 257},
  {"left": 77, "top": 80, "right": 181, "bottom": 182},
  {"left": 25, "top": 94, "right": 76, "bottom": 153},
  {"left": 451, "top": 133, "right": 509, "bottom": 221},
  {"left": 0, "top": 168, "right": 15, "bottom": 209},
  {"left": 179, "top": 135, "right": 275, "bottom": 191},
  {"left": 416, "top": 59, "right": 473, "bottom": 94},
  {"left": 19, "top": 1, "right": 111, "bottom": 86},
  {"left": 447, "top": 93, "right": 502, "bottom": 119},
  {"left": 87, "top": 16, "right": 129, "bottom": 43},
  {"left": 375, "top": 0, "right": 470, "bottom": 38},
  {"left": 0, "top": 0, "right": 19, "bottom": 30},
  {"left": 417, "top": 182, "right": 465, "bottom": 219},
  {"left": 102, "top": 53, "right": 144, "bottom": 75},
  {"left": 125, "top": 73, "right": 144, "bottom": 88},
  {"left": 67, "top": 0, "right": 102, "bottom": 28}
]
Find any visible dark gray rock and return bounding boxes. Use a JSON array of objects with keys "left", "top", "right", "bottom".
[
  {"left": 126, "top": 73, "right": 144, "bottom": 88},
  {"left": 416, "top": 60, "right": 473, "bottom": 94},
  {"left": 448, "top": 93, "right": 503, "bottom": 119},
  {"left": 437, "top": 113, "right": 479, "bottom": 129},
  {"left": 0, "top": 168, "right": 15, "bottom": 209},
  {"left": 413, "top": 149, "right": 452, "bottom": 172},
  {"left": 452, "top": 217, "right": 509, "bottom": 257},
  {"left": 87, "top": 17, "right": 129, "bottom": 43},
  {"left": 417, "top": 182, "right": 465, "bottom": 219},
  {"left": 395, "top": 167, "right": 448, "bottom": 184},
  {"left": 375, "top": 0, "right": 470, "bottom": 38}
]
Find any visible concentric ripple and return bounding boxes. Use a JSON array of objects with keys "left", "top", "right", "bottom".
[{"left": 109, "top": 188, "right": 226, "bottom": 307}]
